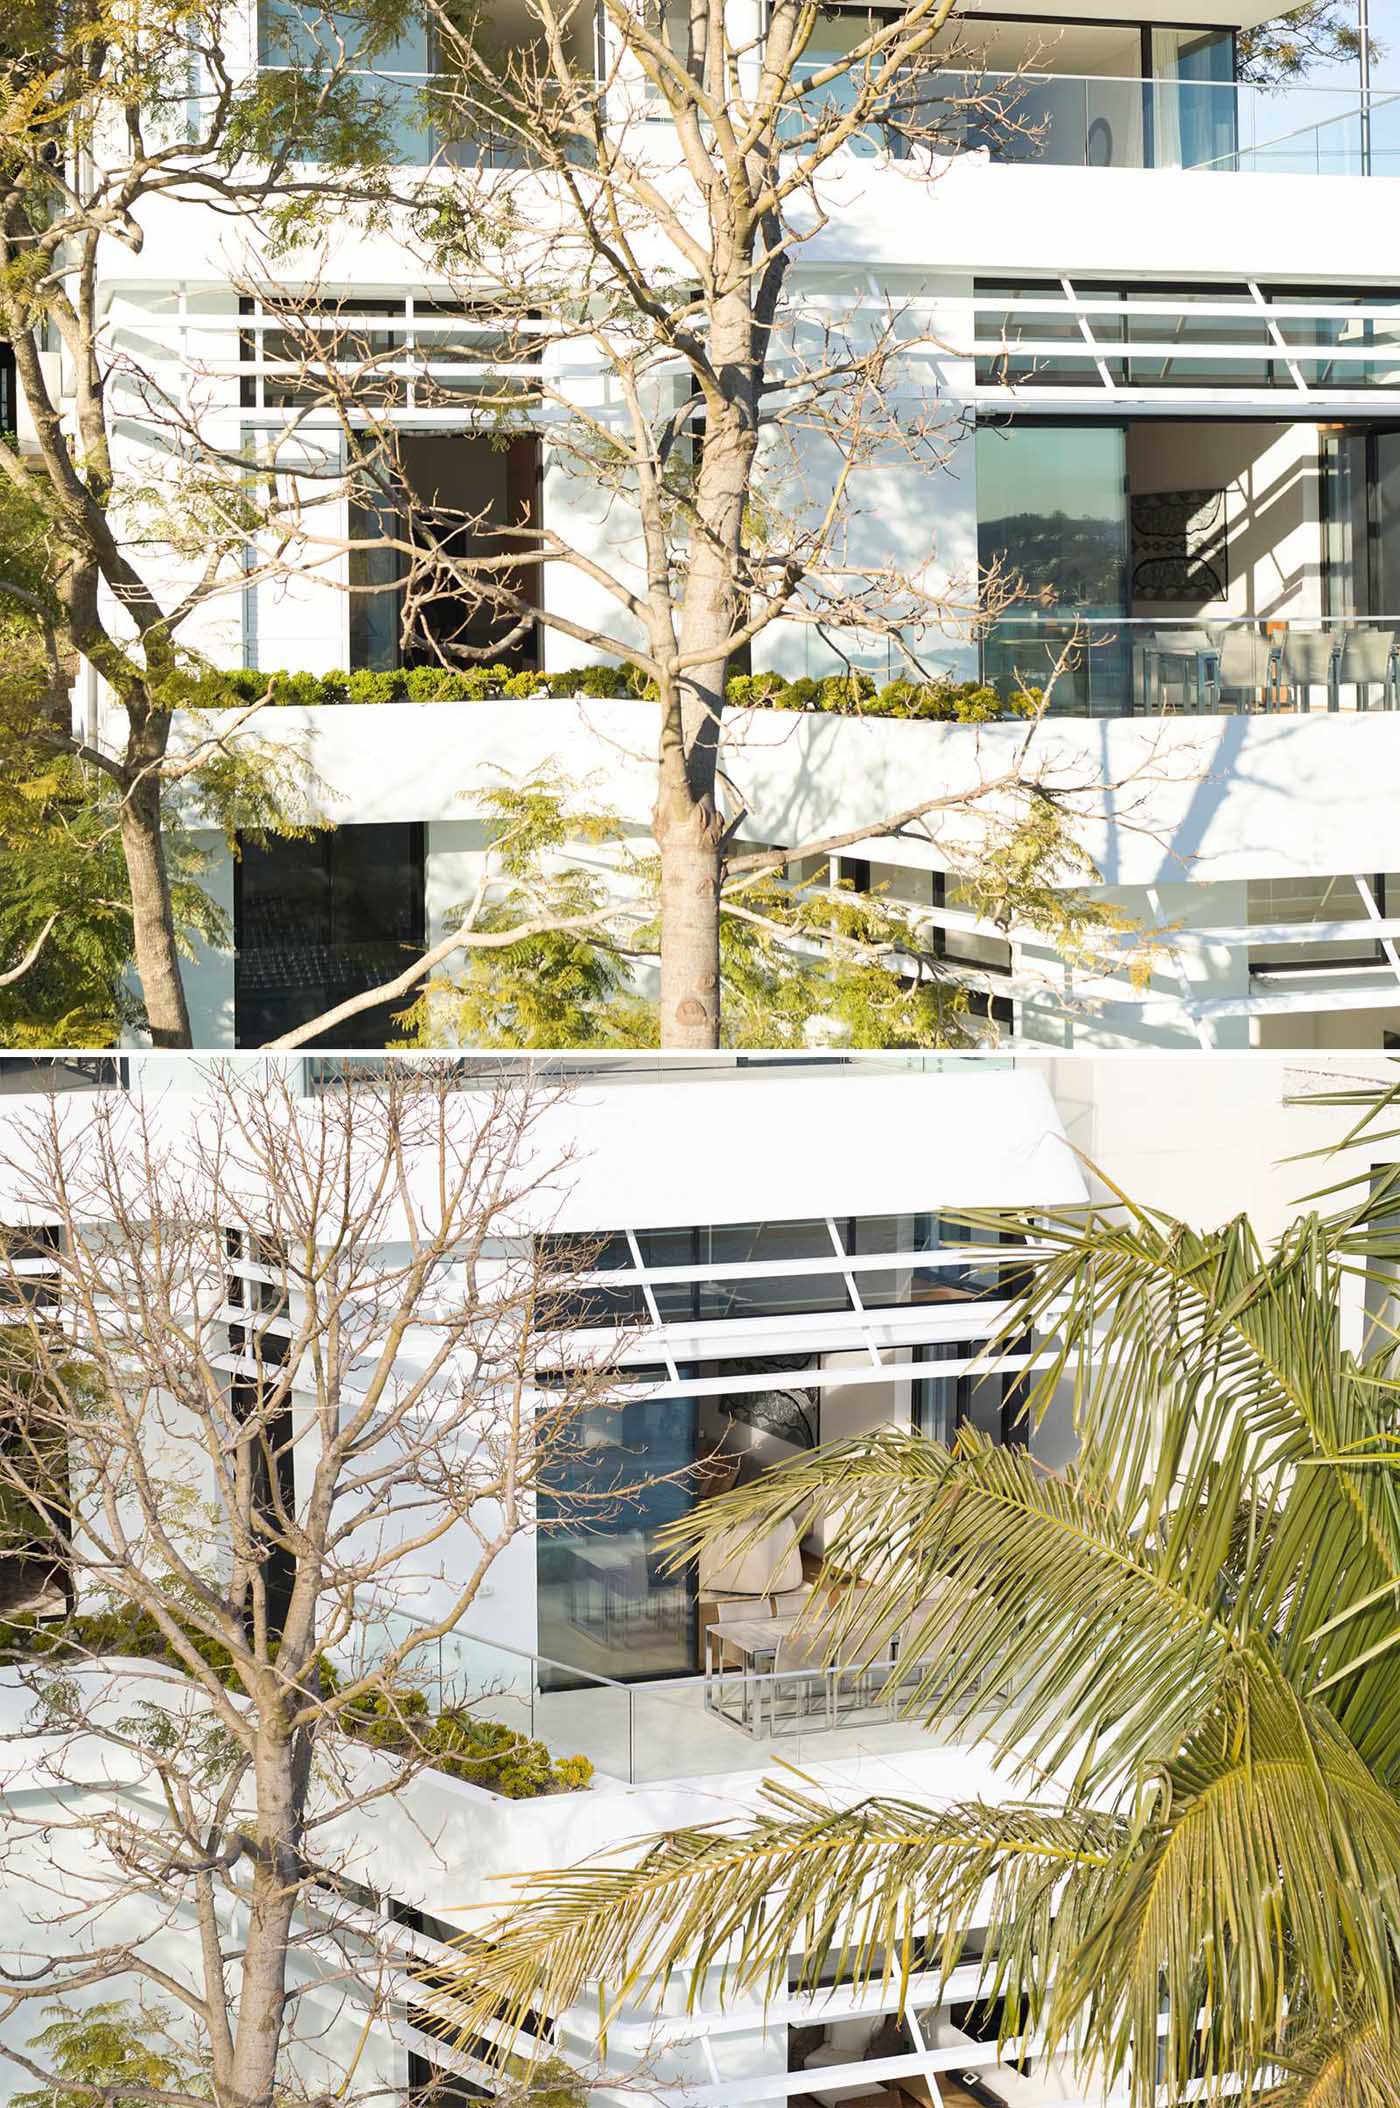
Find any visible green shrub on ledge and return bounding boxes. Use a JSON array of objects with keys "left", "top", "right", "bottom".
[
  {"left": 189, "top": 665, "right": 1038, "bottom": 720},
  {"left": 339, "top": 1683, "right": 594, "bottom": 1798},
  {"left": 0, "top": 1608, "right": 593, "bottom": 1800}
]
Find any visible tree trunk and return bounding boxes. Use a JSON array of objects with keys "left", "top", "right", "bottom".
[
  {"left": 655, "top": 736, "right": 723, "bottom": 1049},
  {"left": 120, "top": 771, "right": 192, "bottom": 1048},
  {"left": 225, "top": 1743, "right": 301, "bottom": 2108}
]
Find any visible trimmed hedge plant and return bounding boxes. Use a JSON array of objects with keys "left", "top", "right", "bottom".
[
  {"left": 188, "top": 664, "right": 1039, "bottom": 721},
  {"left": 0, "top": 1605, "right": 593, "bottom": 1800}
]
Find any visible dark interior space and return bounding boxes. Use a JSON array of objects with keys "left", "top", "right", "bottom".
[{"left": 234, "top": 823, "right": 426, "bottom": 1049}]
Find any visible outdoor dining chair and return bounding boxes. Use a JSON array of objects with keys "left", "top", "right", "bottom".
[
  {"left": 1277, "top": 628, "right": 1340, "bottom": 713},
  {"left": 1338, "top": 626, "right": 1399, "bottom": 711}
]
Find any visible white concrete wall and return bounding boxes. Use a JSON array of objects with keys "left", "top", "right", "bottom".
[
  {"left": 165, "top": 700, "right": 1400, "bottom": 889},
  {"left": 166, "top": 698, "right": 1400, "bottom": 1047},
  {"left": 1127, "top": 421, "right": 1322, "bottom": 621}
]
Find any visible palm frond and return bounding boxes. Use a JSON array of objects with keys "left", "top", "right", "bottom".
[
  {"left": 443, "top": 1794, "right": 1132, "bottom": 2056},
  {"left": 666, "top": 1430, "right": 1247, "bottom": 1793},
  {"left": 1261, "top": 2012, "right": 1400, "bottom": 2108}
]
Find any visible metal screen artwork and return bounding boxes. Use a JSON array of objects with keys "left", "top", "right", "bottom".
[{"left": 1130, "top": 487, "right": 1228, "bottom": 599}]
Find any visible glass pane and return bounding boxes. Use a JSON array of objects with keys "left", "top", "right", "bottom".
[
  {"left": 635, "top": 1219, "right": 835, "bottom": 1267},
  {"left": 855, "top": 1262, "right": 1014, "bottom": 1309},
  {"left": 1376, "top": 433, "right": 1400, "bottom": 612},
  {"left": 234, "top": 825, "right": 423, "bottom": 1049},
  {"left": 977, "top": 421, "right": 1128, "bottom": 608},
  {"left": 977, "top": 420, "right": 1129, "bottom": 712},
  {"left": 1150, "top": 29, "right": 1236, "bottom": 170},
  {"left": 348, "top": 486, "right": 402, "bottom": 671},
  {"left": 537, "top": 1395, "right": 698, "bottom": 1686},
  {"left": 1322, "top": 431, "right": 1368, "bottom": 616},
  {"left": 959, "top": 1369, "right": 1009, "bottom": 1443},
  {"left": 1124, "top": 286, "right": 1270, "bottom": 388},
  {"left": 1248, "top": 873, "right": 1395, "bottom": 969},
  {"left": 842, "top": 1214, "right": 940, "bottom": 1255},
  {"left": 546, "top": 1281, "right": 652, "bottom": 1328},
  {"left": 911, "top": 1340, "right": 966, "bottom": 1442},
  {"left": 536, "top": 1231, "right": 636, "bottom": 1271},
  {"left": 649, "top": 1273, "right": 852, "bottom": 1322},
  {"left": 1280, "top": 295, "right": 1400, "bottom": 389}
]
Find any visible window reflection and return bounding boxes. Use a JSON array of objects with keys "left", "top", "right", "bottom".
[{"left": 537, "top": 1395, "right": 698, "bottom": 1689}]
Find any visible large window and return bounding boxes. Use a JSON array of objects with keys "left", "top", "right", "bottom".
[
  {"left": 536, "top": 1214, "right": 1027, "bottom": 1332},
  {"left": 976, "top": 419, "right": 1130, "bottom": 711},
  {"left": 234, "top": 823, "right": 425, "bottom": 1049},
  {"left": 257, "top": 0, "right": 436, "bottom": 162},
  {"left": 0, "top": 1058, "right": 125, "bottom": 1095},
  {"left": 349, "top": 432, "right": 541, "bottom": 673},
  {"left": 1323, "top": 426, "right": 1400, "bottom": 617},
  {"left": 1249, "top": 874, "right": 1400, "bottom": 974},
  {"left": 976, "top": 420, "right": 1129, "bottom": 607},
  {"left": 537, "top": 1393, "right": 699, "bottom": 1688}
]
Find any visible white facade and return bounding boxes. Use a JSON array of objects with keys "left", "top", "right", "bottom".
[
  {"left": 33, "top": 0, "right": 1400, "bottom": 1052},
  {"left": 0, "top": 1050, "right": 1390, "bottom": 2104}
]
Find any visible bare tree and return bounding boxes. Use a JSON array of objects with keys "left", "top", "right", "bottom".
[
  {"left": 223, "top": 1, "right": 1171, "bottom": 1052},
  {"left": 4, "top": 0, "right": 1179, "bottom": 1052},
  {"left": 0, "top": 1060, "right": 630, "bottom": 2108}
]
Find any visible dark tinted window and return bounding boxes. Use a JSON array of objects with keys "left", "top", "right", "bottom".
[
  {"left": 635, "top": 1219, "right": 834, "bottom": 1267},
  {"left": 235, "top": 824, "right": 424, "bottom": 1049}
]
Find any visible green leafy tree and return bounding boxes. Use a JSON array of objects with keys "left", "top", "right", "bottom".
[
  {"left": 12, "top": 2002, "right": 203, "bottom": 2108},
  {"left": 385, "top": 775, "right": 1144, "bottom": 1051},
  {"left": 441, "top": 1112, "right": 1400, "bottom": 2105},
  {"left": 0, "top": 0, "right": 420, "bottom": 1043},
  {"left": 0, "top": 471, "right": 313, "bottom": 1043},
  {"left": 1239, "top": 4, "right": 1375, "bottom": 84}
]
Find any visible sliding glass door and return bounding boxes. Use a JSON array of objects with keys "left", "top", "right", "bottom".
[
  {"left": 1322, "top": 425, "right": 1400, "bottom": 619},
  {"left": 977, "top": 420, "right": 1130, "bottom": 713},
  {"left": 537, "top": 1395, "right": 700, "bottom": 1690}
]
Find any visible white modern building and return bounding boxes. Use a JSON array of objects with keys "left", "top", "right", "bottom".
[
  {"left": 0, "top": 1050, "right": 1389, "bottom": 2104},
  {"left": 26, "top": 0, "right": 1400, "bottom": 1043}
]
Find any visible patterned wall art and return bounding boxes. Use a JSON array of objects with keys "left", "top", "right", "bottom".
[{"left": 1130, "top": 486, "right": 1229, "bottom": 600}]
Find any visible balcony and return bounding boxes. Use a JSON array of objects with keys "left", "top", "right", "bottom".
[
  {"left": 348, "top": 1614, "right": 995, "bottom": 1787},
  {"left": 981, "top": 616, "right": 1400, "bottom": 719},
  {"left": 894, "top": 69, "right": 1400, "bottom": 177}
]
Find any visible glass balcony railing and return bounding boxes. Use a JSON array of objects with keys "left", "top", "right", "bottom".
[
  {"left": 981, "top": 615, "right": 1400, "bottom": 718},
  {"left": 258, "top": 50, "right": 1400, "bottom": 178},
  {"left": 342, "top": 1606, "right": 974, "bottom": 1786},
  {"left": 791, "top": 63, "right": 1400, "bottom": 176}
]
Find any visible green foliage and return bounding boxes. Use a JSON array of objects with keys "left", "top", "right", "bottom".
[
  {"left": 340, "top": 1683, "right": 593, "bottom": 1797},
  {"left": 727, "top": 671, "right": 1040, "bottom": 722},
  {"left": 13, "top": 2001, "right": 203, "bottom": 2108},
  {"left": 0, "top": 1606, "right": 591, "bottom": 1800},
  {"left": 399, "top": 776, "right": 1138, "bottom": 1052},
  {"left": 1238, "top": 2, "right": 1375, "bottom": 83},
  {"left": 717, "top": 871, "right": 981, "bottom": 1050},
  {"left": 1, "top": 1601, "right": 252, "bottom": 1688},
  {"left": 0, "top": 474, "right": 131, "bottom": 1045},
  {"left": 187, "top": 664, "right": 1034, "bottom": 720},
  {"left": 0, "top": 466, "right": 248, "bottom": 1039},
  {"left": 0, "top": 1322, "right": 84, "bottom": 1564},
  {"left": 394, "top": 770, "right": 657, "bottom": 1049},
  {"left": 0, "top": 740, "right": 135, "bottom": 1048}
]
